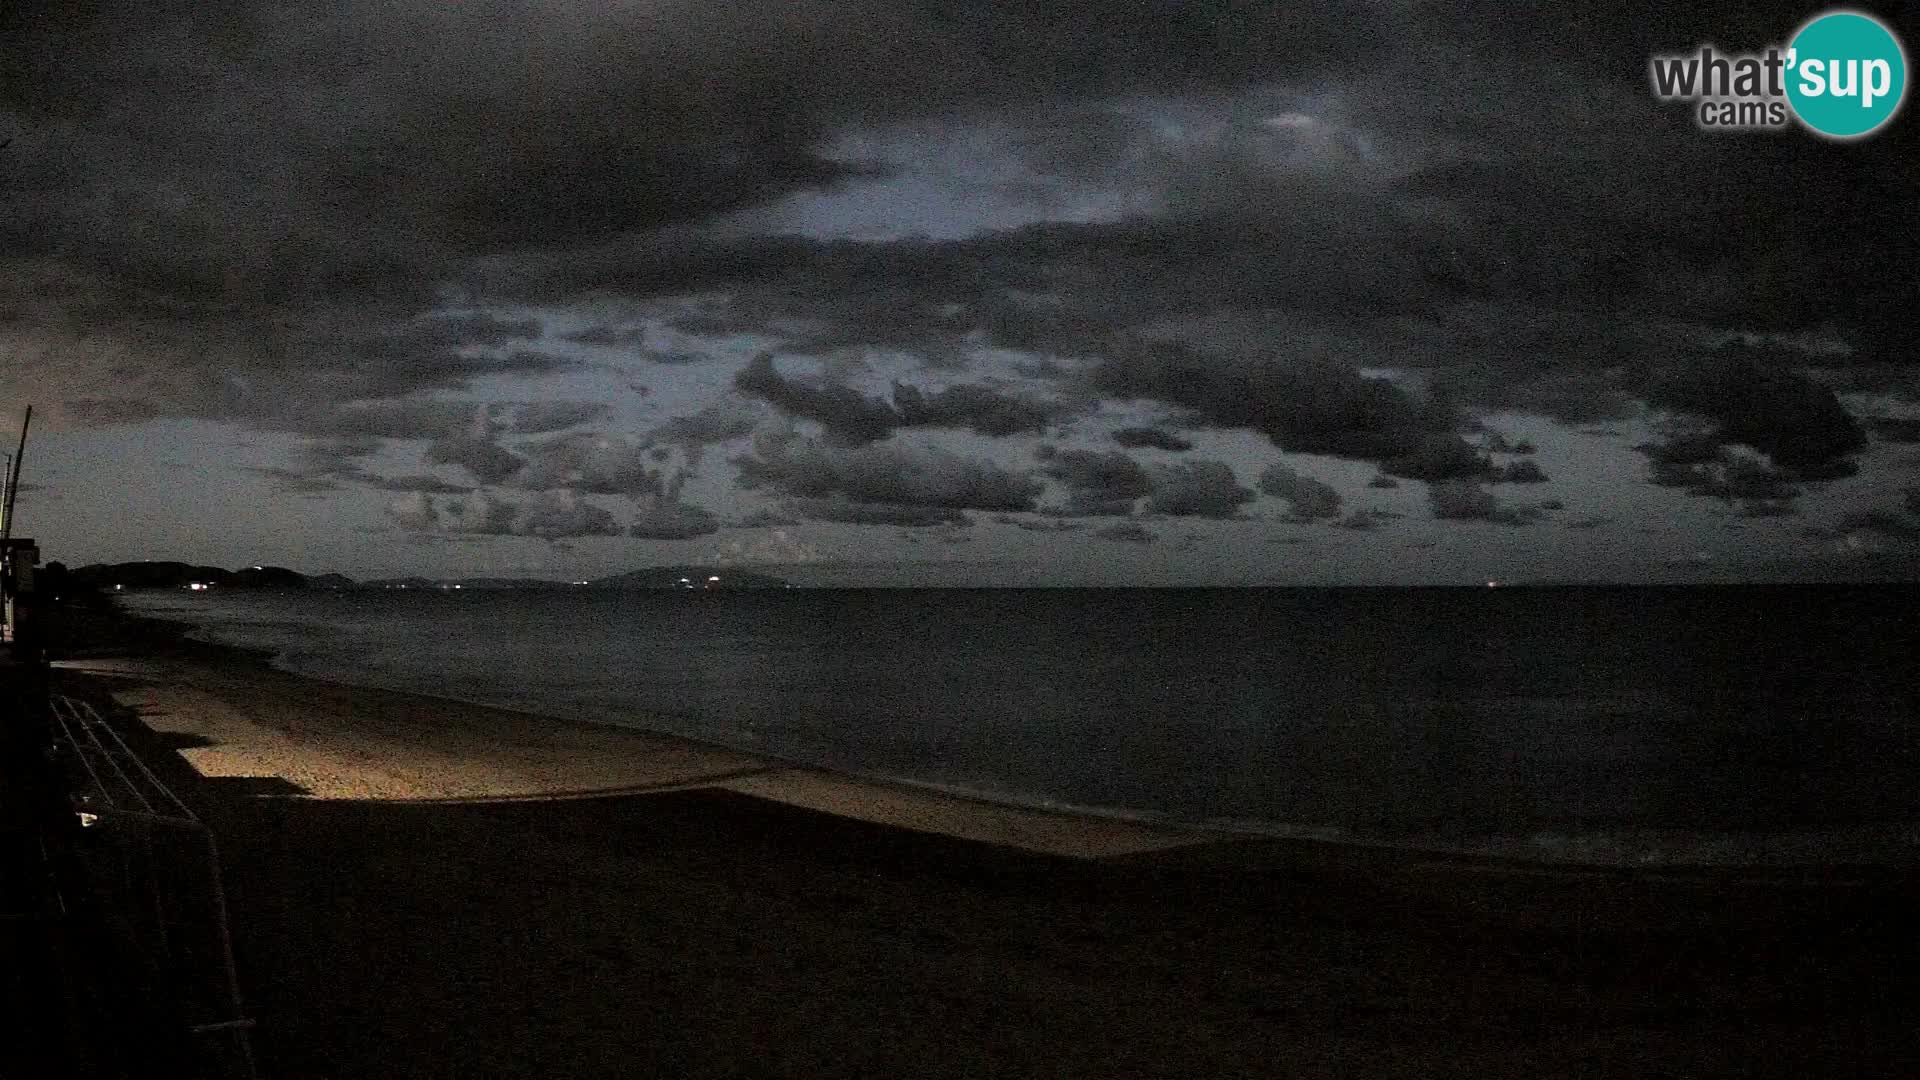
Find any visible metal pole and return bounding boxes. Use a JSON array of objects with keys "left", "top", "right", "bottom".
[{"left": 2, "top": 404, "right": 31, "bottom": 545}]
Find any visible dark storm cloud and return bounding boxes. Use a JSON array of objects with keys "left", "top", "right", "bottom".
[
  {"left": 14, "top": 0, "right": 1919, "bottom": 582},
  {"left": 386, "top": 487, "right": 710, "bottom": 542},
  {"left": 519, "top": 10, "right": 1918, "bottom": 483},
  {"left": 1868, "top": 418, "right": 1920, "bottom": 443},
  {"left": 290, "top": 436, "right": 384, "bottom": 474},
  {"left": 726, "top": 507, "right": 801, "bottom": 529},
  {"left": 1641, "top": 357, "right": 1867, "bottom": 477},
  {"left": 1479, "top": 432, "right": 1535, "bottom": 455},
  {"left": 512, "top": 433, "right": 665, "bottom": 499},
  {"left": 1498, "top": 460, "right": 1549, "bottom": 484},
  {"left": 1379, "top": 434, "right": 1495, "bottom": 483},
  {"left": 1646, "top": 450, "right": 1802, "bottom": 504},
  {"left": 1814, "top": 511, "right": 1920, "bottom": 545},
  {"left": 733, "top": 354, "right": 904, "bottom": 446},
  {"left": 1335, "top": 509, "right": 1389, "bottom": 532},
  {"left": 384, "top": 494, "right": 443, "bottom": 533},
  {"left": 1034, "top": 447, "right": 1151, "bottom": 516},
  {"left": 364, "top": 146, "right": 1920, "bottom": 519},
  {"left": 692, "top": 204, "right": 1433, "bottom": 359},
  {"left": 1638, "top": 432, "right": 1723, "bottom": 468},
  {"left": 735, "top": 430, "right": 1041, "bottom": 512},
  {"left": 1374, "top": 0, "right": 1919, "bottom": 351},
  {"left": 562, "top": 325, "right": 649, "bottom": 348},
  {"left": 1087, "top": 336, "right": 1462, "bottom": 466},
  {"left": 50, "top": 315, "right": 561, "bottom": 438},
  {"left": 0, "top": 0, "right": 1412, "bottom": 426},
  {"left": 417, "top": 315, "right": 544, "bottom": 347},
  {"left": 1461, "top": 369, "right": 1642, "bottom": 427},
  {"left": 518, "top": 493, "right": 625, "bottom": 541},
  {"left": 384, "top": 492, "right": 513, "bottom": 537},
  {"left": 1258, "top": 464, "right": 1342, "bottom": 520},
  {"left": 1737, "top": 499, "right": 1797, "bottom": 519},
  {"left": 60, "top": 398, "right": 160, "bottom": 425},
  {"left": 993, "top": 515, "right": 1084, "bottom": 533},
  {"left": 508, "top": 402, "right": 609, "bottom": 435},
  {"left": 1143, "top": 461, "right": 1255, "bottom": 519},
  {"left": 248, "top": 467, "right": 346, "bottom": 496},
  {"left": 257, "top": 435, "right": 480, "bottom": 495},
  {"left": 628, "top": 499, "right": 721, "bottom": 540},
  {"left": 733, "top": 354, "right": 1074, "bottom": 444},
  {"left": 785, "top": 498, "right": 969, "bottom": 528},
  {"left": 891, "top": 381, "right": 1071, "bottom": 438},
  {"left": 286, "top": 401, "right": 491, "bottom": 442},
  {"left": 363, "top": 474, "right": 475, "bottom": 495},
  {"left": 1112, "top": 427, "right": 1193, "bottom": 452},
  {"left": 1094, "top": 522, "right": 1154, "bottom": 545},
  {"left": 424, "top": 436, "right": 525, "bottom": 486},
  {"left": 250, "top": 437, "right": 370, "bottom": 491},
  {"left": 649, "top": 400, "right": 768, "bottom": 467},
  {"left": 1427, "top": 481, "right": 1545, "bottom": 527},
  {"left": 563, "top": 324, "right": 707, "bottom": 364}
]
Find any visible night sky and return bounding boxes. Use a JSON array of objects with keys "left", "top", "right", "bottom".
[{"left": 3, "top": 2, "right": 1916, "bottom": 585}]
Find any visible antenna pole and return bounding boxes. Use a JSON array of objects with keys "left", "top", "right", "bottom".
[{"left": 2, "top": 405, "right": 30, "bottom": 545}]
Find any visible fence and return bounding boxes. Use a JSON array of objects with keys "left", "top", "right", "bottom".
[{"left": 49, "top": 693, "right": 257, "bottom": 1079}]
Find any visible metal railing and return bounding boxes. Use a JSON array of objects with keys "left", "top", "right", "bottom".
[{"left": 49, "top": 694, "right": 257, "bottom": 1079}]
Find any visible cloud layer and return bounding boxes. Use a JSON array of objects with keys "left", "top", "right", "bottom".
[{"left": 8, "top": 1, "right": 1917, "bottom": 579}]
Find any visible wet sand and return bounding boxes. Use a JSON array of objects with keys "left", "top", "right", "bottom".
[{"left": 52, "top": 642, "right": 1920, "bottom": 1079}]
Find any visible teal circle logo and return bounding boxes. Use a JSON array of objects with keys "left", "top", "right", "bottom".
[{"left": 1785, "top": 11, "right": 1907, "bottom": 138}]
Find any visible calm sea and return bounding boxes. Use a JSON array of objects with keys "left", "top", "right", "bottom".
[{"left": 118, "top": 585, "right": 1920, "bottom": 866}]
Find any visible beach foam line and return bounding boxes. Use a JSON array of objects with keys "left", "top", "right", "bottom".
[
  {"left": 51, "top": 658, "right": 165, "bottom": 679},
  {"left": 352, "top": 766, "right": 788, "bottom": 805},
  {"left": 716, "top": 769, "right": 1207, "bottom": 860}
]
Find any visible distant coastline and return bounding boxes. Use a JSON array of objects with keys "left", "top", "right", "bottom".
[
  {"left": 68, "top": 560, "right": 794, "bottom": 592},
  {"left": 64, "top": 558, "right": 1920, "bottom": 592}
]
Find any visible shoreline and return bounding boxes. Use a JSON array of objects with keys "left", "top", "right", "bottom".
[
  {"left": 76, "top": 596, "right": 1920, "bottom": 875},
  {"left": 41, "top": 601, "right": 1920, "bottom": 1077},
  {"left": 59, "top": 607, "right": 1210, "bottom": 861}
]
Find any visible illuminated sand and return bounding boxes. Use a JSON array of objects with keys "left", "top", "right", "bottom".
[{"left": 93, "top": 656, "right": 1205, "bottom": 860}]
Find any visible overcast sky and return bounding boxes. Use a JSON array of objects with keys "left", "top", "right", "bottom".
[{"left": 3, "top": 1, "right": 1917, "bottom": 584}]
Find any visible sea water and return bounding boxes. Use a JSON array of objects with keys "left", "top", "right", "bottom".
[{"left": 117, "top": 585, "right": 1920, "bottom": 866}]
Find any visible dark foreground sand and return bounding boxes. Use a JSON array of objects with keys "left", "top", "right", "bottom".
[{"left": 51, "top": 645, "right": 1920, "bottom": 1079}]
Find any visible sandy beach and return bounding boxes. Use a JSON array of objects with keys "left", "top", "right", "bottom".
[{"left": 49, "top": 636, "right": 1920, "bottom": 1079}]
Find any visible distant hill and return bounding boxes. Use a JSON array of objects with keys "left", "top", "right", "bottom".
[
  {"left": 231, "top": 565, "right": 309, "bottom": 589},
  {"left": 357, "top": 576, "right": 580, "bottom": 590},
  {"left": 72, "top": 561, "right": 793, "bottom": 592},
  {"left": 73, "top": 562, "right": 318, "bottom": 590},
  {"left": 588, "top": 566, "right": 791, "bottom": 589},
  {"left": 449, "top": 577, "right": 587, "bottom": 590},
  {"left": 356, "top": 576, "right": 437, "bottom": 590}
]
